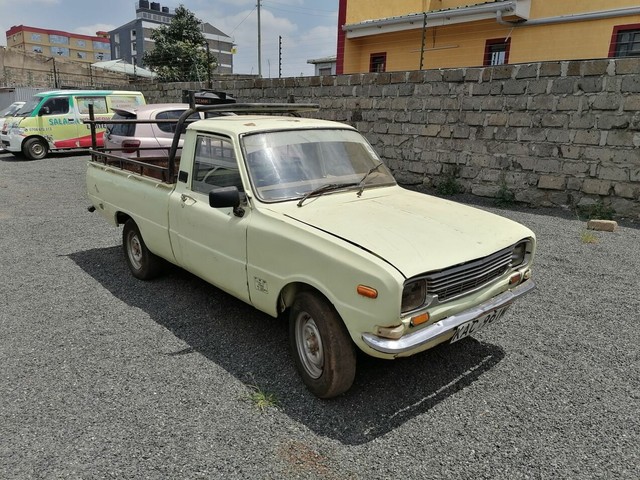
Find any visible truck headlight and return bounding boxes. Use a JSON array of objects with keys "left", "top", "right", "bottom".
[
  {"left": 401, "top": 279, "right": 426, "bottom": 313},
  {"left": 511, "top": 240, "right": 532, "bottom": 268}
]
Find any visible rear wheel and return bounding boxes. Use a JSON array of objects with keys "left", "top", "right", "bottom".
[
  {"left": 22, "top": 137, "right": 48, "bottom": 160},
  {"left": 122, "top": 219, "right": 164, "bottom": 280},
  {"left": 289, "top": 291, "right": 356, "bottom": 398}
]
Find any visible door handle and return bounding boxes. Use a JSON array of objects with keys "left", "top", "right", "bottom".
[{"left": 180, "top": 193, "right": 196, "bottom": 205}]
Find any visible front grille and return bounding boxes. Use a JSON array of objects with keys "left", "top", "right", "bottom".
[{"left": 425, "top": 247, "right": 512, "bottom": 302}]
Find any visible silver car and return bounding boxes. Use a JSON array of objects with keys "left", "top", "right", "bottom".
[{"left": 103, "top": 103, "right": 203, "bottom": 158}]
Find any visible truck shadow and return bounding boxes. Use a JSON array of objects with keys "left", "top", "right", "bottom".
[{"left": 70, "top": 246, "right": 505, "bottom": 446}]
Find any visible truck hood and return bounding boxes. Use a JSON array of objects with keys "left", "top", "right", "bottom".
[{"left": 275, "top": 187, "right": 533, "bottom": 278}]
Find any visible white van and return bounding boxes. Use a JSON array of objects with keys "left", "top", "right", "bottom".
[{"left": 0, "top": 90, "right": 145, "bottom": 159}]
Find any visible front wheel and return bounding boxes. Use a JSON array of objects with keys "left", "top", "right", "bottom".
[
  {"left": 22, "top": 137, "right": 48, "bottom": 160},
  {"left": 289, "top": 291, "right": 356, "bottom": 398},
  {"left": 122, "top": 219, "right": 164, "bottom": 280}
]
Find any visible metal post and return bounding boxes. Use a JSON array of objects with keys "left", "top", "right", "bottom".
[
  {"left": 419, "top": 13, "right": 427, "bottom": 70},
  {"left": 206, "top": 42, "right": 212, "bottom": 88},
  {"left": 257, "top": 0, "right": 262, "bottom": 77},
  {"left": 278, "top": 35, "right": 282, "bottom": 78},
  {"left": 88, "top": 104, "right": 97, "bottom": 151}
]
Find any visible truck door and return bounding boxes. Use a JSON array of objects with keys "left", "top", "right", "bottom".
[{"left": 169, "top": 133, "right": 251, "bottom": 303}]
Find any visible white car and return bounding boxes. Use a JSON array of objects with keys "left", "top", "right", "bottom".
[{"left": 0, "top": 102, "right": 25, "bottom": 151}]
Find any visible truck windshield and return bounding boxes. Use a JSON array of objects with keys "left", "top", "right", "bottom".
[{"left": 242, "top": 128, "right": 396, "bottom": 202}]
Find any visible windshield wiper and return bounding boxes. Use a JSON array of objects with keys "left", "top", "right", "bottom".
[
  {"left": 356, "top": 162, "right": 385, "bottom": 197},
  {"left": 297, "top": 182, "right": 358, "bottom": 207}
]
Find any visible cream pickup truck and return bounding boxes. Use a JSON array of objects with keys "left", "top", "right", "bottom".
[{"left": 86, "top": 103, "right": 536, "bottom": 398}]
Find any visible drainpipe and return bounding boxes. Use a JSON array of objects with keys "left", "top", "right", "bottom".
[{"left": 497, "top": 6, "right": 640, "bottom": 27}]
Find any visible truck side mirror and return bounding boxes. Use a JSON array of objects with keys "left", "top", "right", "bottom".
[
  {"left": 209, "top": 186, "right": 245, "bottom": 217},
  {"left": 38, "top": 106, "right": 50, "bottom": 116}
]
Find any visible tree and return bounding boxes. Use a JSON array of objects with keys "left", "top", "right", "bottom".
[{"left": 143, "top": 5, "right": 217, "bottom": 82}]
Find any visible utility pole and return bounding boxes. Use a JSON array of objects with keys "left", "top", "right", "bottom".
[
  {"left": 257, "top": 0, "right": 262, "bottom": 77},
  {"left": 47, "top": 57, "right": 59, "bottom": 88},
  {"left": 278, "top": 35, "right": 282, "bottom": 78},
  {"left": 205, "top": 41, "right": 212, "bottom": 88}
]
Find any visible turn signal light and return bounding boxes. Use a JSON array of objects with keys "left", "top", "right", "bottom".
[
  {"left": 377, "top": 324, "right": 403, "bottom": 339},
  {"left": 357, "top": 285, "right": 378, "bottom": 299},
  {"left": 509, "top": 272, "right": 522, "bottom": 286},
  {"left": 411, "top": 313, "right": 430, "bottom": 326}
]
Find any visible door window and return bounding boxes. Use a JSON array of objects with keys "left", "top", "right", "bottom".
[
  {"left": 192, "top": 135, "right": 243, "bottom": 193},
  {"left": 39, "top": 97, "right": 69, "bottom": 115}
]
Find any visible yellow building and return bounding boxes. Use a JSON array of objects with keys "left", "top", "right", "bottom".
[
  {"left": 337, "top": 0, "right": 640, "bottom": 73},
  {"left": 6, "top": 25, "right": 111, "bottom": 64}
]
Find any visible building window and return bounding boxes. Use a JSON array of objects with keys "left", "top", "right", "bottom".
[
  {"left": 369, "top": 53, "right": 386, "bottom": 73},
  {"left": 93, "top": 41, "right": 110, "bottom": 50},
  {"left": 77, "top": 51, "right": 87, "bottom": 59},
  {"left": 31, "top": 33, "right": 42, "bottom": 41},
  {"left": 131, "top": 30, "right": 136, "bottom": 39},
  {"left": 49, "top": 34, "right": 69, "bottom": 45},
  {"left": 51, "top": 46, "right": 69, "bottom": 57},
  {"left": 114, "top": 33, "right": 120, "bottom": 44},
  {"left": 76, "top": 39, "right": 86, "bottom": 48},
  {"left": 319, "top": 67, "right": 332, "bottom": 76},
  {"left": 131, "top": 41, "right": 137, "bottom": 55},
  {"left": 484, "top": 38, "right": 511, "bottom": 66},
  {"left": 115, "top": 45, "right": 120, "bottom": 58},
  {"left": 32, "top": 46, "right": 44, "bottom": 54},
  {"left": 609, "top": 24, "right": 640, "bottom": 57}
]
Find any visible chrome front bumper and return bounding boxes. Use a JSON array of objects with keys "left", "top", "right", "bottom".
[{"left": 362, "top": 280, "right": 536, "bottom": 355}]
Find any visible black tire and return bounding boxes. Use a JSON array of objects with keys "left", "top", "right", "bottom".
[
  {"left": 289, "top": 291, "right": 357, "bottom": 398},
  {"left": 22, "top": 138, "right": 48, "bottom": 160},
  {"left": 122, "top": 219, "right": 164, "bottom": 280}
]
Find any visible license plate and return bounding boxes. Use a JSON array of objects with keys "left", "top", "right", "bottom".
[{"left": 450, "top": 306, "right": 510, "bottom": 343}]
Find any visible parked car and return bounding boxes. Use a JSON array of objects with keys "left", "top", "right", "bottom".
[
  {"left": 0, "top": 90, "right": 145, "bottom": 159},
  {"left": 87, "top": 103, "right": 537, "bottom": 398},
  {"left": 103, "top": 103, "right": 205, "bottom": 158},
  {"left": 0, "top": 102, "right": 25, "bottom": 151}
]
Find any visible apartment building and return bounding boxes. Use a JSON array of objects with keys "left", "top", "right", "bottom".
[
  {"left": 109, "top": 1, "right": 234, "bottom": 73},
  {"left": 337, "top": 0, "right": 640, "bottom": 73},
  {"left": 5, "top": 25, "right": 111, "bottom": 63}
]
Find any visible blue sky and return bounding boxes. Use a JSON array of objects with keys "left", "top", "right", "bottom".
[{"left": 0, "top": 0, "right": 339, "bottom": 77}]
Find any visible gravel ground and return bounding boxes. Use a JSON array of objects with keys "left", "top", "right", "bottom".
[{"left": 0, "top": 151, "right": 638, "bottom": 479}]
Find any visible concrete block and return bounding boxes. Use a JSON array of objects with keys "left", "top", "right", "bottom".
[
  {"left": 576, "top": 77, "right": 603, "bottom": 93},
  {"left": 515, "top": 64, "right": 538, "bottom": 79},
  {"left": 582, "top": 60, "right": 610, "bottom": 76},
  {"left": 621, "top": 75, "right": 640, "bottom": 93},
  {"left": 573, "top": 130, "right": 601, "bottom": 145},
  {"left": 582, "top": 179, "right": 612, "bottom": 195},
  {"left": 590, "top": 95, "right": 621, "bottom": 110},
  {"left": 614, "top": 182, "right": 638, "bottom": 199},
  {"left": 597, "top": 115, "right": 630, "bottom": 130},
  {"left": 556, "top": 96, "right": 581, "bottom": 111},
  {"left": 598, "top": 166, "right": 629, "bottom": 182},
  {"left": 538, "top": 175, "right": 566, "bottom": 190},
  {"left": 503, "top": 80, "right": 527, "bottom": 95},
  {"left": 550, "top": 78, "right": 575, "bottom": 94},
  {"left": 539, "top": 63, "right": 562, "bottom": 77},
  {"left": 615, "top": 58, "right": 640, "bottom": 74},
  {"left": 587, "top": 220, "right": 618, "bottom": 231}
]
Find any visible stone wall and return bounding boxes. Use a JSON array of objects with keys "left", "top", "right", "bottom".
[
  {"left": 1, "top": 47, "right": 133, "bottom": 88},
  {"left": 134, "top": 58, "right": 640, "bottom": 218}
]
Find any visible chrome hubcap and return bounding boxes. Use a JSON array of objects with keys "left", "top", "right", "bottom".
[
  {"left": 128, "top": 234, "right": 143, "bottom": 270},
  {"left": 295, "top": 312, "right": 324, "bottom": 379}
]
